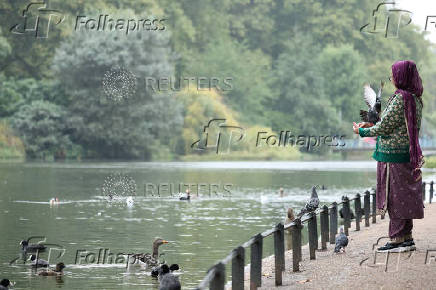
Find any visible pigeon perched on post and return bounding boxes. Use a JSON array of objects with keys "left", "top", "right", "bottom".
[
  {"left": 296, "top": 186, "right": 319, "bottom": 218},
  {"left": 360, "top": 81, "right": 384, "bottom": 124},
  {"left": 334, "top": 227, "right": 348, "bottom": 253}
]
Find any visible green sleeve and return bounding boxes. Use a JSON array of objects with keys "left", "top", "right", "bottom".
[
  {"left": 362, "top": 94, "right": 404, "bottom": 137},
  {"left": 359, "top": 127, "right": 371, "bottom": 137}
]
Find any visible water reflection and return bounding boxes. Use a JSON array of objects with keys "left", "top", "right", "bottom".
[{"left": 0, "top": 162, "right": 434, "bottom": 289}]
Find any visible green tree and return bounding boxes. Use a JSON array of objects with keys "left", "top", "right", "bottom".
[
  {"left": 318, "top": 44, "right": 368, "bottom": 124},
  {"left": 185, "top": 36, "right": 272, "bottom": 124},
  {"left": 10, "top": 100, "right": 76, "bottom": 159},
  {"left": 52, "top": 17, "right": 183, "bottom": 159},
  {"left": 267, "top": 35, "right": 342, "bottom": 136}
]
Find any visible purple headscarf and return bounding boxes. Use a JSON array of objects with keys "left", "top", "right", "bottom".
[{"left": 391, "top": 60, "right": 424, "bottom": 180}]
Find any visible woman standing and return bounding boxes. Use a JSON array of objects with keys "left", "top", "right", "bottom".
[{"left": 353, "top": 60, "right": 424, "bottom": 252}]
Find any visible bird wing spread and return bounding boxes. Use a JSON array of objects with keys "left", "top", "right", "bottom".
[{"left": 363, "top": 84, "right": 376, "bottom": 108}]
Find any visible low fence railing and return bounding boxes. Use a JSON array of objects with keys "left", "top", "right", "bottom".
[{"left": 195, "top": 181, "right": 435, "bottom": 290}]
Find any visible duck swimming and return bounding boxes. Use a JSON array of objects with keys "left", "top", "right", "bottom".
[
  {"left": 179, "top": 189, "right": 190, "bottom": 201},
  {"left": 38, "top": 262, "right": 65, "bottom": 276},
  {"left": 0, "top": 279, "right": 10, "bottom": 290},
  {"left": 158, "top": 264, "right": 181, "bottom": 290},
  {"left": 29, "top": 254, "right": 49, "bottom": 268},
  {"left": 21, "top": 240, "right": 46, "bottom": 254},
  {"left": 129, "top": 238, "right": 168, "bottom": 268},
  {"left": 151, "top": 264, "right": 179, "bottom": 278}
]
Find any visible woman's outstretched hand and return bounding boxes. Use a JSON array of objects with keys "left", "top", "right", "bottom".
[
  {"left": 353, "top": 122, "right": 359, "bottom": 134},
  {"left": 353, "top": 122, "right": 374, "bottom": 134},
  {"left": 358, "top": 122, "right": 374, "bottom": 128}
]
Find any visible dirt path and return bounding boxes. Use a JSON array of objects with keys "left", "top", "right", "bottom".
[{"left": 241, "top": 203, "right": 436, "bottom": 290}]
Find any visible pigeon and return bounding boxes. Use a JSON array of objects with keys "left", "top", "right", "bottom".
[
  {"left": 334, "top": 227, "right": 348, "bottom": 253},
  {"left": 296, "top": 186, "right": 319, "bottom": 218},
  {"left": 360, "top": 81, "right": 384, "bottom": 124},
  {"left": 158, "top": 264, "right": 181, "bottom": 290}
]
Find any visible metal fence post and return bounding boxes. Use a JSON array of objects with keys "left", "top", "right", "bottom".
[
  {"left": 329, "top": 202, "right": 338, "bottom": 244},
  {"left": 274, "top": 223, "right": 284, "bottom": 286},
  {"left": 422, "top": 182, "right": 426, "bottom": 202},
  {"left": 371, "top": 191, "right": 376, "bottom": 224},
  {"left": 343, "top": 196, "right": 350, "bottom": 236},
  {"left": 354, "top": 194, "right": 361, "bottom": 231},
  {"left": 210, "top": 262, "right": 225, "bottom": 290},
  {"left": 308, "top": 212, "right": 318, "bottom": 260},
  {"left": 250, "top": 233, "right": 263, "bottom": 289},
  {"left": 364, "top": 191, "right": 370, "bottom": 226},
  {"left": 430, "top": 181, "right": 434, "bottom": 204},
  {"left": 232, "top": 246, "right": 244, "bottom": 290},
  {"left": 320, "top": 205, "right": 329, "bottom": 250},
  {"left": 292, "top": 219, "right": 302, "bottom": 272}
]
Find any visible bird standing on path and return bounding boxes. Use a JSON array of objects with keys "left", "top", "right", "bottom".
[
  {"left": 296, "top": 186, "right": 319, "bottom": 218},
  {"left": 334, "top": 227, "right": 349, "bottom": 253},
  {"left": 360, "top": 81, "right": 384, "bottom": 124}
]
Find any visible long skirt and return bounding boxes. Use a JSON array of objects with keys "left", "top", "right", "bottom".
[{"left": 376, "top": 161, "right": 424, "bottom": 239}]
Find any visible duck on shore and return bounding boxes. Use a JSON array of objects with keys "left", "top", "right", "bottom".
[{"left": 38, "top": 262, "right": 65, "bottom": 276}]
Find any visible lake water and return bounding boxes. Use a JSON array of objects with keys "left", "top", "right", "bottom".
[{"left": 1, "top": 161, "right": 434, "bottom": 289}]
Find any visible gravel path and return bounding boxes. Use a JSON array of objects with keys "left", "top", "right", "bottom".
[{"left": 240, "top": 203, "right": 436, "bottom": 290}]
